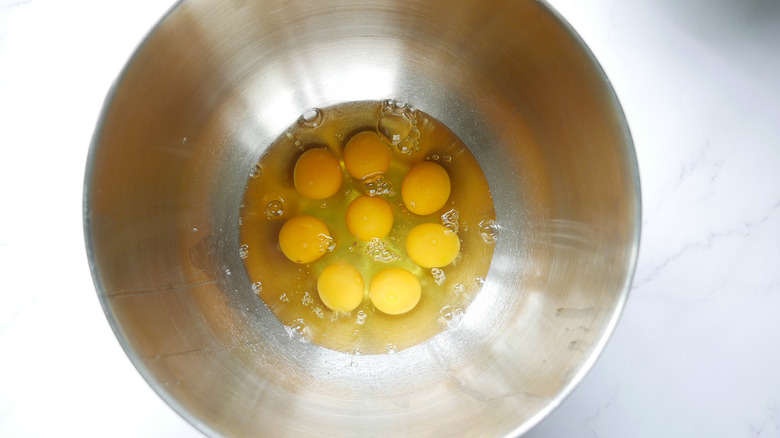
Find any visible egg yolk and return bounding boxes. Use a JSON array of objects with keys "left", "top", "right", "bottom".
[
  {"left": 345, "top": 195, "right": 394, "bottom": 241},
  {"left": 369, "top": 268, "right": 421, "bottom": 315},
  {"left": 405, "top": 223, "right": 460, "bottom": 268},
  {"left": 342, "top": 131, "right": 392, "bottom": 180},
  {"left": 401, "top": 161, "right": 451, "bottom": 215},
  {"left": 317, "top": 263, "right": 364, "bottom": 312},
  {"left": 278, "top": 215, "right": 332, "bottom": 264},
  {"left": 293, "top": 148, "right": 343, "bottom": 199}
]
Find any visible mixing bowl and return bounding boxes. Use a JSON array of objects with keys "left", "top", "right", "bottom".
[{"left": 84, "top": 0, "right": 640, "bottom": 436}]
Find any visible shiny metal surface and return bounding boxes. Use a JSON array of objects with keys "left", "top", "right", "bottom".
[{"left": 84, "top": 0, "right": 640, "bottom": 436}]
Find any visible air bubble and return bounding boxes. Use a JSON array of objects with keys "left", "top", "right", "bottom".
[
  {"left": 225, "top": 269, "right": 232, "bottom": 276},
  {"left": 386, "top": 344, "right": 398, "bottom": 354},
  {"left": 475, "top": 276, "right": 485, "bottom": 286},
  {"left": 294, "top": 140, "right": 304, "bottom": 151},
  {"left": 302, "top": 291, "right": 313, "bottom": 307},
  {"left": 298, "top": 108, "right": 323, "bottom": 128},
  {"left": 431, "top": 268, "right": 446, "bottom": 285},
  {"left": 479, "top": 219, "right": 499, "bottom": 244},
  {"left": 366, "top": 238, "right": 400, "bottom": 263},
  {"left": 249, "top": 163, "right": 262, "bottom": 178},
  {"left": 438, "top": 306, "right": 464, "bottom": 329},
  {"left": 319, "top": 234, "right": 336, "bottom": 252},
  {"left": 377, "top": 99, "right": 420, "bottom": 154},
  {"left": 361, "top": 175, "right": 395, "bottom": 197},
  {"left": 312, "top": 306, "right": 325, "bottom": 319},
  {"left": 426, "top": 153, "right": 440, "bottom": 161},
  {"left": 350, "top": 361, "right": 358, "bottom": 368},
  {"left": 265, "top": 198, "right": 285, "bottom": 219},
  {"left": 191, "top": 227, "right": 198, "bottom": 232},
  {"left": 356, "top": 310, "right": 367, "bottom": 325},
  {"left": 441, "top": 209, "right": 460, "bottom": 234},
  {"left": 238, "top": 244, "right": 249, "bottom": 259},
  {"left": 252, "top": 281, "right": 263, "bottom": 294},
  {"left": 454, "top": 283, "right": 465, "bottom": 295},
  {"left": 279, "top": 292, "right": 290, "bottom": 302},
  {"left": 286, "top": 319, "right": 311, "bottom": 342}
]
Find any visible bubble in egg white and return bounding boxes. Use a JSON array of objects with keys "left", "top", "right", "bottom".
[
  {"left": 431, "top": 268, "right": 446, "bottom": 285},
  {"left": 298, "top": 108, "right": 323, "bottom": 129},
  {"left": 438, "top": 306, "right": 464, "bottom": 330},
  {"left": 479, "top": 219, "right": 499, "bottom": 244},
  {"left": 252, "top": 281, "right": 263, "bottom": 294},
  {"left": 286, "top": 319, "right": 311, "bottom": 342},
  {"left": 265, "top": 199, "right": 285, "bottom": 219},
  {"left": 441, "top": 209, "right": 460, "bottom": 234},
  {"left": 377, "top": 99, "right": 420, "bottom": 154}
]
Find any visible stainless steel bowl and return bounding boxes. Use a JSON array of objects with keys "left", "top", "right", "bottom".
[{"left": 84, "top": 0, "right": 640, "bottom": 436}]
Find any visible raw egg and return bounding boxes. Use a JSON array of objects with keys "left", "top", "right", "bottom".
[
  {"left": 278, "top": 215, "right": 332, "bottom": 264},
  {"left": 293, "top": 148, "right": 343, "bottom": 199},
  {"left": 405, "top": 223, "right": 460, "bottom": 268},
  {"left": 317, "top": 263, "right": 364, "bottom": 312},
  {"left": 345, "top": 195, "right": 394, "bottom": 241},
  {"left": 401, "top": 161, "right": 450, "bottom": 215},
  {"left": 369, "top": 267, "right": 421, "bottom": 315},
  {"left": 343, "top": 131, "right": 392, "bottom": 180}
]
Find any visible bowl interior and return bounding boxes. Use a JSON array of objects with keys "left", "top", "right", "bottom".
[{"left": 85, "top": 0, "right": 640, "bottom": 436}]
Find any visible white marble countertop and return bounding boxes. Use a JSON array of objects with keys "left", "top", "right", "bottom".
[{"left": 1, "top": 0, "right": 778, "bottom": 436}]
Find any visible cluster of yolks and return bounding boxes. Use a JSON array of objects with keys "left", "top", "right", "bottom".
[{"left": 276, "top": 130, "right": 457, "bottom": 316}]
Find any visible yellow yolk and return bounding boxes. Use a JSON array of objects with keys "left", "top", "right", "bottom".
[
  {"left": 293, "top": 148, "right": 343, "bottom": 199},
  {"left": 345, "top": 195, "right": 394, "bottom": 241},
  {"left": 405, "top": 223, "right": 460, "bottom": 268},
  {"left": 401, "top": 161, "right": 451, "bottom": 215},
  {"left": 278, "top": 215, "right": 332, "bottom": 264},
  {"left": 343, "top": 131, "right": 392, "bottom": 180},
  {"left": 369, "top": 268, "right": 421, "bottom": 315},
  {"left": 317, "top": 263, "right": 364, "bottom": 312}
]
